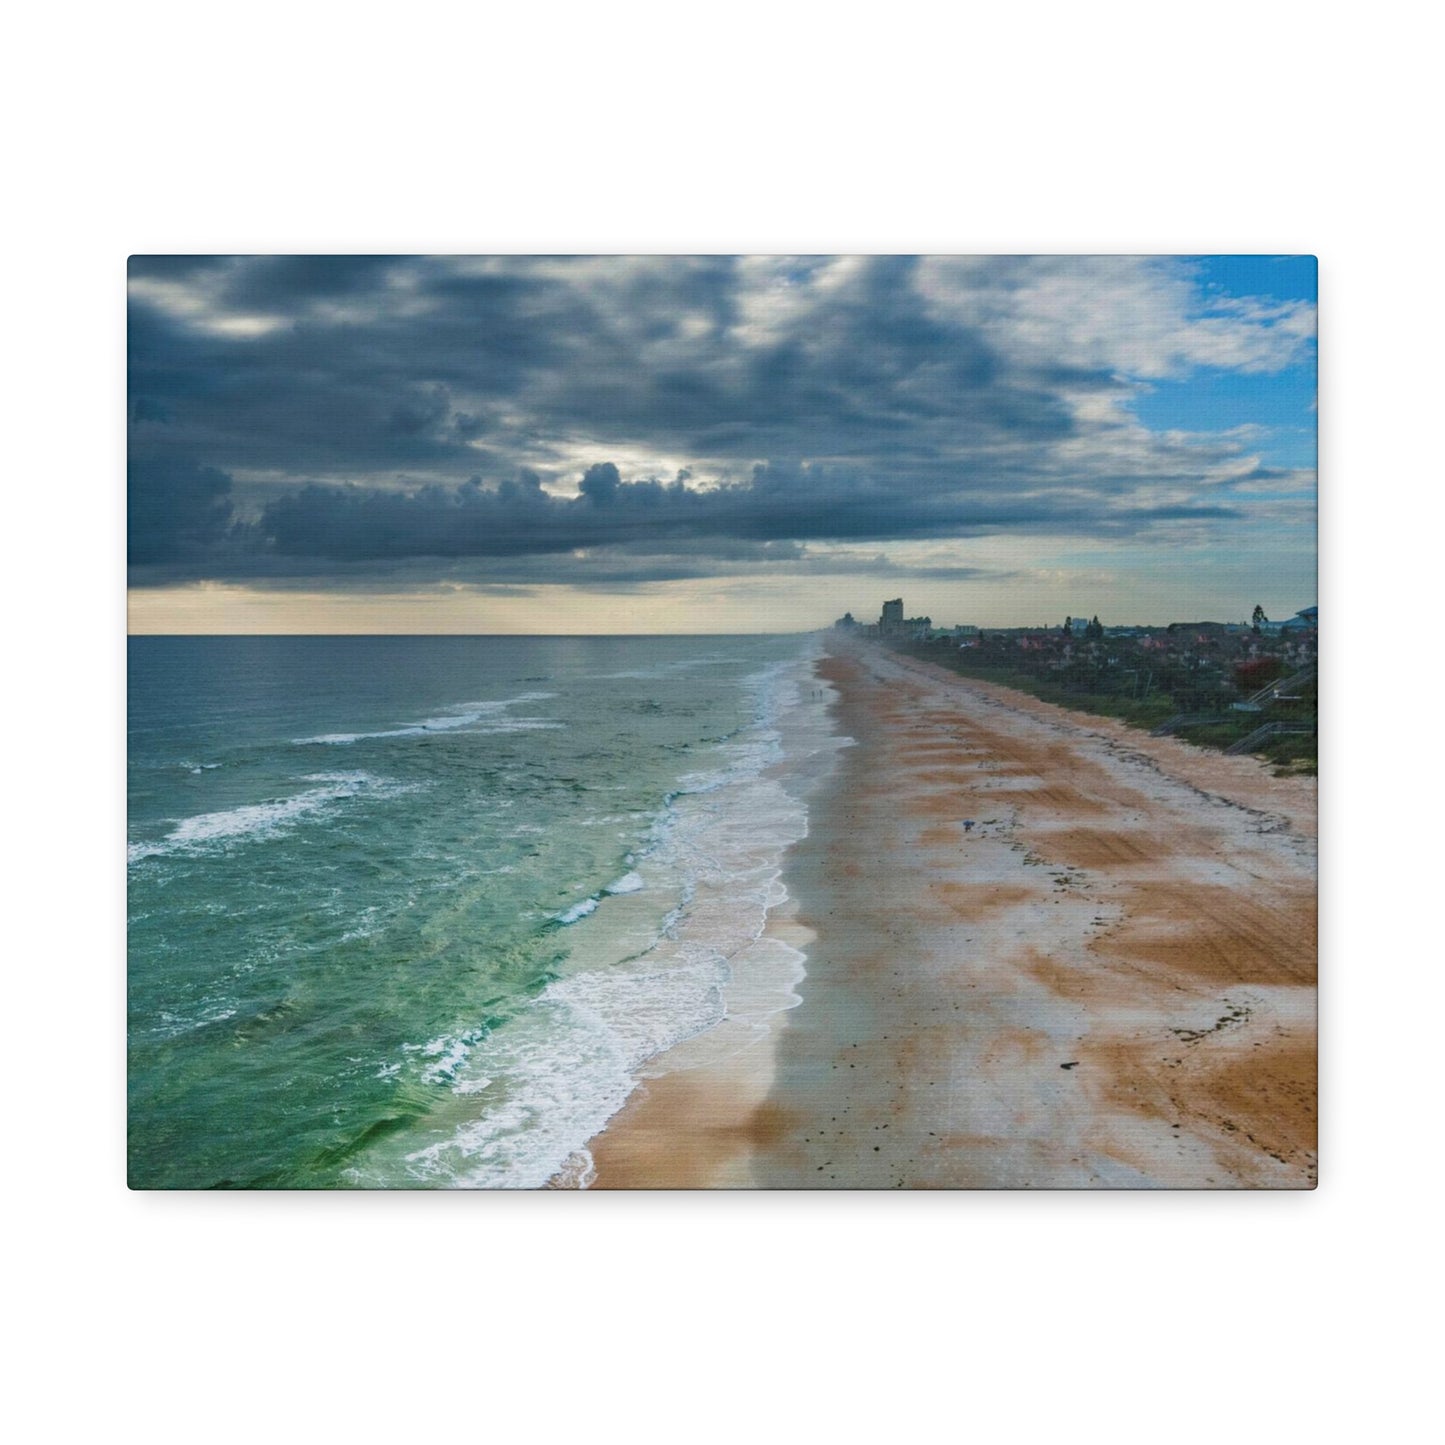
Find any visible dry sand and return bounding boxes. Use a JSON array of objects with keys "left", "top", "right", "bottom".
[{"left": 587, "top": 638, "right": 1317, "bottom": 1189}]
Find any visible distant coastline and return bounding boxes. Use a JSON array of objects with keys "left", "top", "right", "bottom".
[{"left": 832, "top": 602, "right": 1317, "bottom": 776}]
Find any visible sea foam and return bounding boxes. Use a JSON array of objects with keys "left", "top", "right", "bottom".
[
  {"left": 554, "top": 897, "right": 599, "bottom": 925},
  {"left": 128, "top": 771, "right": 416, "bottom": 862},
  {"left": 295, "top": 692, "right": 558, "bottom": 744},
  {"left": 392, "top": 640, "right": 845, "bottom": 1189}
]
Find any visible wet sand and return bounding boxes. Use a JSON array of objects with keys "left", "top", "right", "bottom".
[{"left": 588, "top": 638, "right": 1317, "bottom": 1188}]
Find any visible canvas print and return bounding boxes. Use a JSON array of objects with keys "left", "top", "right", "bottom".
[{"left": 127, "top": 255, "right": 1317, "bottom": 1189}]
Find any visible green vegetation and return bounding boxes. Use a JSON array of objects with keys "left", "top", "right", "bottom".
[{"left": 891, "top": 627, "right": 1316, "bottom": 773}]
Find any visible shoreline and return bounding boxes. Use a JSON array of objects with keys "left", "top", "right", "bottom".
[
  {"left": 582, "top": 646, "right": 847, "bottom": 1187},
  {"left": 585, "top": 636, "right": 1317, "bottom": 1189}
]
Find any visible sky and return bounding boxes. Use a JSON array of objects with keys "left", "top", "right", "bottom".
[{"left": 127, "top": 254, "right": 1317, "bottom": 634}]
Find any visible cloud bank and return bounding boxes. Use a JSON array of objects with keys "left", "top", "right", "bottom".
[{"left": 128, "top": 255, "right": 1316, "bottom": 594}]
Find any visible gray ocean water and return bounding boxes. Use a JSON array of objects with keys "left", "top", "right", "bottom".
[{"left": 128, "top": 633, "right": 822, "bottom": 1188}]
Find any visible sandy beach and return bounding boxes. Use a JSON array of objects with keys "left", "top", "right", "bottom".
[{"left": 587, "top": 636, "right": 1317, "bottom": 1189}]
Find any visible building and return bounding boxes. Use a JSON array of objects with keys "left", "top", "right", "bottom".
[{"left": 874, "top": 598, "right": 934, "bottom": 638}]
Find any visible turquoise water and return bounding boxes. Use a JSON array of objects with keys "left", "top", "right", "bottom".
[{"left": 128, "top": 634, "right": 817, "bottom": 1188}]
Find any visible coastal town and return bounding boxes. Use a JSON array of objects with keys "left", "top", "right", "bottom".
[{"left": 834, "top": 598, "right": 1318, "bottom": 773}]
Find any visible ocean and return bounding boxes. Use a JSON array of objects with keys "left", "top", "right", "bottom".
[{"left": 127, "top": 633, "right": 831, "bottom": 1188}]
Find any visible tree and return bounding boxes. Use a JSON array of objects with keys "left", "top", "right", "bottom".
[
  {"left": 1235, "top": 656, "right": 1286, "bottom": 690},
  {"left": 1062, "top": 616, "right": 1073, "bottom": 636},
  {"left": 1087, "top": 615, "right": 1103, "bottom": 640},
  {"left": 1251, "top": 604, "right": 1265, "bottom": 634}
]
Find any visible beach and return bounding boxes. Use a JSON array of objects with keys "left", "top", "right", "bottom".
[{"left": 587, "top": 636, "right": 1317, "bottom": 1188}]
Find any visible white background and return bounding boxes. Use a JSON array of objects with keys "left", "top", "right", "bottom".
[{"left": 5, "top": 2, "right": 1438, "bottom": 1441}]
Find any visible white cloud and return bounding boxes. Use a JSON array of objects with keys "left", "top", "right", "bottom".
[{"left": 914, "top": 255, "right": 1315, "bottom": 378}]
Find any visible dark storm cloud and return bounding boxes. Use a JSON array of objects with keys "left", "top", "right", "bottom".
[
  {"left": 128, "top": 454, "right": 236, "bottom": 563},
  {"left": 126, "top": 255, "right": 232, "bottom": 284},
  {"left": 254, "top": 464, "right": 1238, "bottom": 567},
  {"left": 126, "top": 255, "right": 1298, "bottom": 586},
  {"left": 217, "top": 254, "right": 404, "bottom": 309},
  {"left": 128, "top": 255, "right": 1072, "bottom": 475},
  {"left": 128, "top": 532, "right": 1018, "bottom": 594}
]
